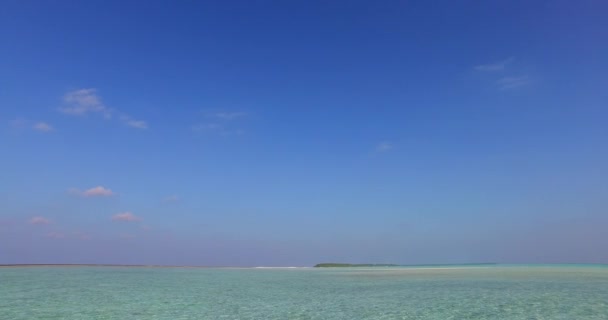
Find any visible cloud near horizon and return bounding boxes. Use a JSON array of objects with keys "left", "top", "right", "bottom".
[
  {"left": 41, "top": 231, "right": 90, "bottom": 240},
  {"left": 29, "top": 216, "right": 51, "bottom": 225},
  {"left": 45, "top": 232, "right": 65, "bottom": 239},
  {"left": 112, "top": 212, "right": 141, "bottom": 222},
  {"left": 70, "top": 186, "right": 115, "bottom": 197},
  {"left": 73, "top": 231, "right": 91, "bottom": 240}
]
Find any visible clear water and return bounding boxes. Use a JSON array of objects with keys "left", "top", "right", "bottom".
[{"left": 2, "top": 265, "right": 608, "bottom": 319}]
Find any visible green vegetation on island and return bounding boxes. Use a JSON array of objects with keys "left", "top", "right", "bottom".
[{"left": 314, "top": 263, "right": 399, "bottom": 268}]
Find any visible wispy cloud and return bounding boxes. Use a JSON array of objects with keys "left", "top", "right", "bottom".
[
  {"left": 376, "top": 141, "right": 393, "bottom": 152},
  {"left": 46, "top": 232, "right": 65, "bottom": 239},
  {"left": 193, "top": 111, "right": 249, "bottom": 135},
  {"left": 73, "top": 231, "right": 92, "bottom": 240},
  {"left": 10, "top": 119, "right": 54, "bottom": 132},
  {"left": 125, "top": 119, "right": 148, "bottom": 129},
  {"left": 474, "top": 58, "right": 533, "bottom": 90},
  {"left": 29, "top": 216, "right": 51, "bottom": 225},
  {"left": 60, "top": 89, "right": 111, "bottom": 117},
  {"left": 118, "top": 114, "right": 148, "bottom": 130},
  {"left": 191, "top": 123, "right": 244, "bottom": 136},
  {"left": 32, "top": 122, "right": 54, "bottom": 132},
  {"left": 162, "top": 195, "right": 179, "bottom": 203},
  {"left": 10, "top": 118, "right": 28, "bottom": 129},
  {"left": 112, "top": 212, "right": 141, "bottom": 222},
  {"left": 83, "top": 186, "right": 115, "bottom": 197},
  {"left": 59, "top": 88, "right": 147, "bottom": 129},
  {"left": 0, "top": 219, "right": 16, "bottom": 228},
  {"left": 70, "top": 186, "right": 115, "bottom": 197},
  {"left": 213, "top": 111, "right": 248, "bottom": 120},
  {"left": 497, "top": 75, "right": 531, "bottom": 90},
  {"left": 474, "top": 57, "right": 514, "bottom": 72},
  {"left": 43, "top": 231, "right": 89, "bottom": 240}
]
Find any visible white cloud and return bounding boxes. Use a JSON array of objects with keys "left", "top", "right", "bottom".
[
  {"left": 474, "top": 58, "right": 533, "bottom": 90},
  {"left": 70, "top": 186, "right": 115, "bottom": 197},
  {"left": 32, "top": 122, "right": 54, "bottom": 132},
  {"left": 376, "top": 141, "right": 393, "bottom": 152},
  {"left": 59, "top": 88, "right": 147, "bottom": 129},
  {"left": 112, "top": 212, "right": 141, "bottom": 222},
  {"left": 191, "top": 123, "right": 243, "bottom": 136},
  {"left": 29, "top": 216, "right": 51, "bottom": 225},
  {"left": 10, "top": 119, "right": 54, "bottom": 132},
  {"left": 213, "top": 111, "right": 248, "bottom": 120},
  {"left": 125, "top": 119, "right": 148, "bottom": 129},
  {"left": 60, "top": 88, "right": 110, "bottom": 116},
  {"left": 474, "top": 57, "right": 514, "bottom": 72},
  {"left": 119, "top": 114, "right": 148, "bottom": 129},
  {"left": 83, "top": 186, "right": 114, "bottom": 197},
  {"left": 498, "top": 75, "right": 531, "bottom": 90},
  {"left": 193, "top": 111, "right": 248, "bottom": 135}
]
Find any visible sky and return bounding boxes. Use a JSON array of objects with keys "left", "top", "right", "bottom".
[{"left": 1, "top": 0, "right": 607, "bottom": 266}]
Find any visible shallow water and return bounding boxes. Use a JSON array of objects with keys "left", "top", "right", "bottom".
[{"left": 1, "top": 265, "right": 608, "bottom": 319}]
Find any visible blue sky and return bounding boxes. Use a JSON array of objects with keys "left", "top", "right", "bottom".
[{"left": 1, "top": 1, "right": 607, "bottom": 266}]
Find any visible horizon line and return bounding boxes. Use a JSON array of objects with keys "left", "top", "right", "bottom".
[{"left": 2, "top": 262, "right": 607, "bottom": 269}]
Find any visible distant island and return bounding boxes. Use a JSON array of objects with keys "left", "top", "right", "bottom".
[
  {"left": 314, "top": 263, "right": 399, "bottom": 268},
  {"left": 313, "top": 263, "right": 498, "bottom": 268}
]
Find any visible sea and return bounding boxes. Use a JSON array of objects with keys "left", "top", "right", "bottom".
[{"left": 1, "top": 265, "right": 607, "bottom": 319}]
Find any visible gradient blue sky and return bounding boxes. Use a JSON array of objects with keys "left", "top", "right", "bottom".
[{"left": 1, "top": 1, "right": 607, "bottom": 266}]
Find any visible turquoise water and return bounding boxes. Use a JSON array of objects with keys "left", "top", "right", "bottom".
[{"left": 2, "top": 265, "right": 608, "bottom": 319}]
